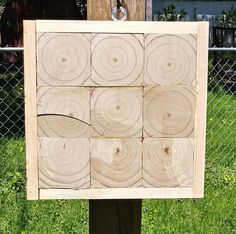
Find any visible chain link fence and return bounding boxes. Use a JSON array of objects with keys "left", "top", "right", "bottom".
[{"left": 0, "top": 47, "right": 235, "bottom": 186}]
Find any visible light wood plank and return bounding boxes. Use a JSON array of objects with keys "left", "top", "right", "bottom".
[
  {"left": 193, "top": 22, "right": 209, "bottom": 198},
  {"left": 36, "top": 21, "right": 199, "bottom": 34},
  {"left": 144, "top": 86, "right": 196, "bottom": 138},
  {"left": 40, "top": 188, "right": 194, "bottom": 199},
  {"left": 143, "top": 138, "right": 194, "bottom": 187},
  {"left": 87, "top": 0, "right": 145, "bottom": 21},
  {"left": 91, "top": 138, "right": 142, "bottom": 188},
  {"left": 24, "top": 20, "right": 38, "bottom": 200},
  {"left": 38, "top": 138, "right": 90, "bottom": 189},
  {"left": 91, "top": 87, "right": 142, "bottom": 138}
]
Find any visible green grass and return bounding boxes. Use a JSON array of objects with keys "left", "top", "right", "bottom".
[{"left": 0, "top": 88, "right": 236, "bottom": 234}]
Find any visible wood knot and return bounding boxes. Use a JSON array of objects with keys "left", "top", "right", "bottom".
[
  {"left": 116, "top": 148, "right": 121, "bottom": 155},
  {"left": 113, "top": 57, "right": 118, "bottom": 63},
  {"left": 163, "top": 147, "right": 169, "bottom": 155}
]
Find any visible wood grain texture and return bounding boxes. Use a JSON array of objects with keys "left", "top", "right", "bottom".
[
  {"left": 91, "top": 34, "right": 144, "bottom": 86},
  {"left": 37, "top": 87, "right": 90, "bottom": 138},
  {"left": 91, "top": 88, "right": 142, "bottom": 137},
  {"left": 145, "top": 34, "right": 197, "bottom": 86},
  {"left": 91, "top": 138, "right": 142, "bottom": 188},
  {"left": 193, "top": 22, "right": 209, "bottom": 198},
  {"left": 37, "top": 33, "right": 90, "bottom": 86},
  {"left": 89, "top": 200, "right": 141, "bottom": 234},
  {"left": 36, "top": 21, "right": 199, "bottom": 34},
  {"left": 24, "top": 21, "right": 38, "bottom": 200},
  {"left": 143, "top": 138, "right": 194, "bottom": 187},
  {"left": 145, "top": 0, "right": 152, "bottom": 21},
  {"left": 144, "top": 86, "right": 196, "bottom": 138},
  {"left": 23, "top": 21, "right": 209, "bottom": 200},
  {"left": 40, "top": 188, "right": 194, "bottom": 199},
  {"left": 87, "top": 0, "right": 145, "bottom": 21},
  {"left": 39, "top": 138, "right": 90, "bottom": 189}
]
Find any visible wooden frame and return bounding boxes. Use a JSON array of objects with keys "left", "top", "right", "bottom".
[
  {"left": 24, "top": 20, "right": 208, "bottom": 200},
  {"left": 24, "top": 21, "right": 38, "bottom": 200}
]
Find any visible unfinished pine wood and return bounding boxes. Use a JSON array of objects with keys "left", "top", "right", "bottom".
[
  {"left": 24, "top": 21, "right": 38, "bottom": 200},
  {"left": 91, "top": 88, "right": 142, "bottom": 137},
  {"left": 91, "top": 138, "right": 142, "bottom": 188},
  {"left": 193, "top": 23, "right": 209, "bottom": 198},
  {"left": 39, "top": 138, "right": 90, "bottom": 189},
  {"left": 37, "top": 87, "right": 90, "bottom": 138},
  {"left": 36, "top": 21, "right": 199, "bottom": 34},
  {"left": 144, "top": 86, "right": 196, "bottom": 138},
  {"left": 143, "top": 138, "right": 194, "bottom": 187},
  {"left": 40, "top": 187, "right": 194, "bottom": 199},
  {"left": 37, "top": 33, "right": 90, "bottom": 86},
  {"left": 87, "top": 0, "right": 145, "bottom": 21},
  {"left": 91, "top": 34, "right": 144, "bottom": 86},
  {"left": 24, "top": 21, "right": 209, "bottom": 200},
  {"left": 145, "top": 34, "right": 197, "bottom": 86}
]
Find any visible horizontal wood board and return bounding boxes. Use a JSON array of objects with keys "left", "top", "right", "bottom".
[{"left": 24, "top": 20, "right": 209, "bottom": 200}]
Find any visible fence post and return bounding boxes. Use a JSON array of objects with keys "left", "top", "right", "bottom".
[{"left": 87, "top": 1, "right": 149, "bottom": 233}]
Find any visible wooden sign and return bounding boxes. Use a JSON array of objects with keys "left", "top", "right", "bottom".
[{"left": 24, "top": 20, "right": 209, "bottom": 200}]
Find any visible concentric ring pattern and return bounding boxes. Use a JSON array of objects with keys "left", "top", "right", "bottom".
[
  {"left": 144, "top": 86, "right": 195, "bottom": 137},
  {"left": 145, "top": 34, "right": 197, "bottom": 85},
  {"left": 143, "top": 138, "right": 194, "bottom": 187},
  {"left": 91, "top": 88, "right": 142, "bottom": 137},
  {"left": 92, "top": 34, "right": 144, "bottom": 86},
  {"left": 37, "top": 87, "right": 90, "bottom": 138},
  {"left": 39, "top": 138, "right": 90, "bottom": 189},
  {"left": 91, "top": 139, "right": 142, "bottom": 188},
  {"left": 37, "top": 33, "right": 90, "bottom": 86}
]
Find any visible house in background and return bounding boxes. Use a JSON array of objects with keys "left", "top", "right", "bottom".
[
  {"left": 153, "top": 0, "right": 235, "bottom": 47},
  {"left": 153, "top": 0, "right": 235, "bottom": 21}
]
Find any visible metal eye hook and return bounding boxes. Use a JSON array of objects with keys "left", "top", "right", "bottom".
[{"left": 111, "top": 7, "right": 128, "bottom": 21}]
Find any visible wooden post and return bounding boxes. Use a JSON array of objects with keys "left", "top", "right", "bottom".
[
  {"left": 87, "top": 1, "right": 150, "bottom": 233},
  {"left": 89, "top": 199, "right": 142, "bottom": 234},
  {"left": 87, "top": 0, "right": 146, "bottom": 21}
]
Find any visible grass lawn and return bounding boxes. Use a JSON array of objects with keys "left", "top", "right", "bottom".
[{"left": 0, "top": 88, "right": 236, "bottom": 234}]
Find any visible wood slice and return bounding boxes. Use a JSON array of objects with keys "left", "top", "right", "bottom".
[
  {"left": 145, "top": 34, "right": 197, "bottom": 86},
  {"left": 143, "top": 138, "right": 194, "bottom": 187},
  {"left": 91, "top": 138, "right": 142, "bottom": 188},
  {"left": 91, "top": 88, "right": 142, "bottom": 137},
  {"left": 91, "top": 34, "right": 144, "bottom": 86},
  {"left": 37, "top": 87, "right": 90, "bottom": 138},
  {"left": 37, "top": 33, "right": 90, "bottom": 86},
  {"left": 39, "top": 138, "right": 90, "bottom": 189},
  {"left": 144, "top": 86, "right": 195, "bottom": 137}
]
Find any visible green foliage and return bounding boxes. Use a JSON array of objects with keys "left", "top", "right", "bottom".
[
  {"left": 157, "top": 4, "right": 187, "bottom": 21},
  {"left": 0, "top": 63, "right": 24, "bottom": 137},
  {"left": 0, "top": 139, "right": 89, "bottom": 233},
  {"left": 0, "top": 0, "right": 7, "bottom": 7},
  {"left": 0, "top": 0, "right": 6, "bottom": 14},
  {"left": 219, "top": 5, "right": 236, "bottom": 28}
]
